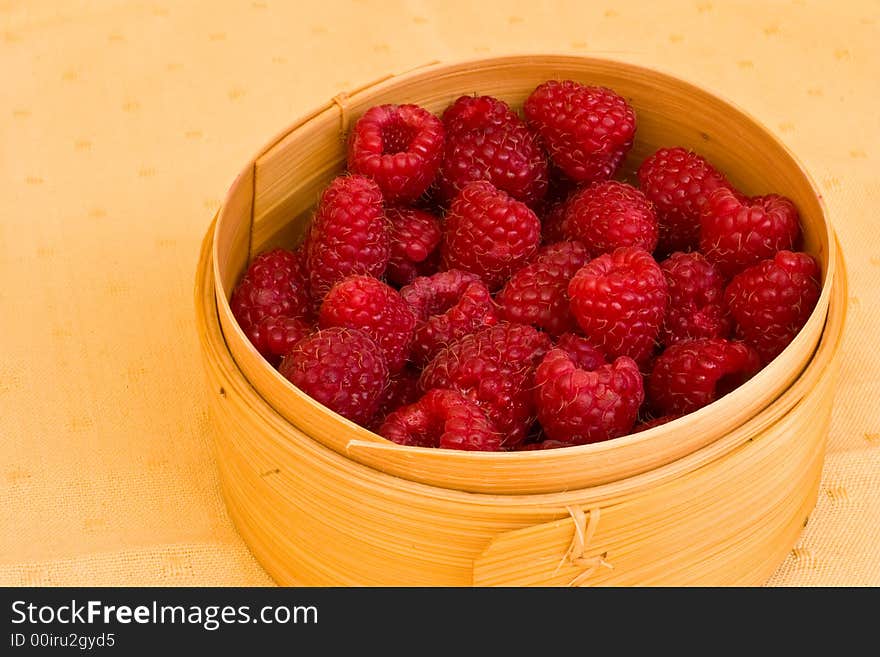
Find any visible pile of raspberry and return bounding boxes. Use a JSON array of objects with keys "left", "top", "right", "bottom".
[{"left": 231, "top": 80, "right": 820, "bottom": 452}]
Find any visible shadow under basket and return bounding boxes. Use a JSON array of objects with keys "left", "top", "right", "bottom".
[{"left": 196, "top": 55, "right": 847, "bottom": 585}]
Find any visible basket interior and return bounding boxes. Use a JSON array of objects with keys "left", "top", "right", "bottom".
[{"left": 210, "top": 55, "right": 836, "bottom": 495}]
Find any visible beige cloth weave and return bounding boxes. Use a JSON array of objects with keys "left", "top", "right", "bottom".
[{"left": 1, "top": 0, "right": 877, "bottom": 586}]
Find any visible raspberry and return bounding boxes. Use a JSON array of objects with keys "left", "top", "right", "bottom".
[
  {"left": 554, "top": 333, "right": 606, "bottom": 371},
  {"left": 562, "top": 180, "right": 658, "bottom": 257},
  {"left": 379, "top": 388, "right": 502, "bottom": 451},
  {"left": 318, "top": 275, "right": 416, "bottom": 373},
  {"left": 305, "top": 175, "right": 389, "bottom": 303},
  {"left": 539, "top": 196, "right": 570, "bottom": 243},
  {"left": 496, "top": 241, "right": 590, "bottom": 337},
  {"left": 633, "top": 414, "right": 680, "bottom": 432},
  {"left": 568, "top": 246, "right": 667, "bottom": 364},
  {"left": 517, "top": 439, "right": 578, "bottom": 451},
  {"left": 400, "top": 270, "right": 499, "bottom": 366},
  {"left": 724, "top": 250, "right": 821, "bottom": 363},
  {"left": 347, "top": 104, "right": 445, "bottom": 203},
  {"left": 648, "top": 338, "right": 761, "bottom": 416},
  {"left": 638, "top": 147, "right": 737, "bottom": 255},
  {"left": 441, "top": 181, "right": 541, "bottom": 290},
  {"left": 245, "top": 315, "right": 312, "bottom": 365},
  {"left": 419, "top": 322, "right": 552, "bottom": 446},
  {"left": 385, "top": 206, "right": 443, "bottom": 287},
  {"left": 279, "top": 327, "right": 389, "bottom": 425},
  {"left": 441, "top": 95, "right": 520, "bottom": 135},
  {"left": 659, "top": 251, "right": 731, "bottom": 345},
  {"left": 700, "top": 188, "right": 801, "bottom": 278},
  {"left": 524, "top": 80, "right": 636, "bottom": 184},
  {"left": 437, "top": 96, "right": 548, "bottom": 206},
  {"left": 230, "top": 248, "right": 311, "bottom": 332},
  {"left": 370, "top": 366, "right": 423, "bottom": 430},
  {"left": 534, "top": 348, "right": 643, "bottom": 444}
]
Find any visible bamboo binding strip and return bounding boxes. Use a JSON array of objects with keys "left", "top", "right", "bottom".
[{"left": 196, "top": 222, "right": 847, "bottom": 585}]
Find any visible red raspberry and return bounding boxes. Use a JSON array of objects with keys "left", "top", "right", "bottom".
[
  {"left": 385, "top": 206, "right": 443, "bottom": 287},
  {"left": 305, "top": 175, "right": 389, "bottom": 303},
  {"left": 637, "top": 147, "right": 737, "bottom": 255},
  {"left": 539, "top": 196, "right": 570, "bottom": 243},
  {"left": 524, "top": 80, "right": 636, "bottom": 184},
  {"left": 441, "top": 95, "right": 520, "bottom": 135},
  {"left": 563, "top": 180, "right": 658, "bottom": 257},
  {"left": 496, "top": 241, "right": 590, "bottom": 337},
  {"left": 419, "top": 322, "right": 552, "bottom": 446},
  {"left": 568, "top": 246, "right": 667, "bottom": 364},
  {"left": 554, "top": 333, "right": 606, "bottom": 371},
  {"left": 318, "top": 275, "right": 416, "bottom": 373},
  {"left": 347, "top": 104, "right": 445, "bottom": 203},
  {"left": 534, "top": 348, "right": 643, "bottom": 444},
  {"left": 437, "top": 96, "right": 548, "bottom": 206},
  {"left": 400, "top": 270, "right": 499, "bottom": 366},
  {"left": 648, "top": 338, "right": 761, "bottom": 416},
  {"left": 245, "top": 315, "right": 312, "bottom": 365},
  {"left": 369, "top": 366, "right": 423, "bottom": 430},
  {"left": 441, "top": 181, "right": 541, "bottom": 290},
  {"left": 517, "top": 439, "right": 578, "bottom": 451},
  {"left": 230, "top": 248, "right": 311, "bottom": 332},
  {"left": 379, "top": 388, "right": 502, "bottom": 451},
  {"left": 700, "top": 188, "right": 801, "bottom": 278},
  {"left": 279, "top": 327, "right": 389, "bottom": 425},
  {"left": 659, "top": 251, "right": 731, "bottom": 345},
  {"left": 633, "top": 414, "right": 680, "bottom": 432},
  {"left": 724, "top": 250, "right": 821, "bottom": 363}
]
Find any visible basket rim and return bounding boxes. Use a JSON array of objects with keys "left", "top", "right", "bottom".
[{"left": 209, "top": 53, "right": 840, "bottom": 470}]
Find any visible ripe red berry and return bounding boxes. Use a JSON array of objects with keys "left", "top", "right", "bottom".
[
  {"left": 524, "top": 80, "right": 636, "bottom": 184},
  {"left": 563, "top": 180, "right": 658, "bottom": 257},
  {"left": 230, "top": 248, "right": 311, "bottom": 332},
  {"left": 496, "top": 240, "right": 590, "bottom": 337},
  {"left": 659, "top": 251, "right": 731, "bottom": 345},
  {"left": 437, "top": 95, "right": 548, "bottom": 206},
  {"left": 568, "top": 246, "right": 668, "bottom": 364},
  {"left": 441, "top": 95, "right": 520, "bottom": 135},
  {"left": 347, "top": 104, "right": 445, "bottom": 203},
  {"left": 633, "top": 414, "right": 681, "bottom": 433},
  {"left": 517, "top": 439, "right": 579, "bottom": 451},
  {"left": 245, "top": 315, "right": 312, "bottom": 365},
  {"left": 400, "top": 269, "right": 499, "bottom": 367},
  {"left": 534, "top": 348, "right": 644, "bottom": 444},
  {"left": 554, "top": 333, "right": 606, "bottom": 371},
  {"left": 638, "top": 147, "right": 737, "bottom": 255},
  {"left": 379, "top": 388, "right": 502, "bottom": 451},
  {"left": 700, "top": 188, "right": 801, "bottom": 278},
  {"left": 539, "top": 195, "right": 570, "bottom": 244},
  {"left": 318, "top": 275, "right": 416, "bottom": 373},
  {"left": 441, "top": 180, "right": 541, "bottom": 290},
  {"left": 724, "top": 250, "right": 821, "bottom": 363},
  {"left": 279, "top": 327, "right": 389, "bottom": 425},
  {"left": 370, "top": 366, "right": 423, "bottom": 430},
  {"left": 385, "top": 206, "right": 443, "bottom": 287},
  {"left": 648, "top": 337, "right": 761, "bottom": 416},
  {"left": 419, "top": 322, "right": 552, "bottom": 446},
  {"left": 305, "top": 175, "right": 389, "bottom": 303}
]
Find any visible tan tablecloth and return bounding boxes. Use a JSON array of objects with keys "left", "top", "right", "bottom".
[{"left": 1, "top": 0, "right": 878, "bottom": 586}]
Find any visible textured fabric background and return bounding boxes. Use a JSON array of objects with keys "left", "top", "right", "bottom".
[{"left": 1, "top": 0, "right": 877, "bottom": 586}]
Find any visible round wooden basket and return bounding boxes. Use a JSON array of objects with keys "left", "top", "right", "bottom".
[{"left": 196, "top": 55, "right": 847, "bottom": 585}]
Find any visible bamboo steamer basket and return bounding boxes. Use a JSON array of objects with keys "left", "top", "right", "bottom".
[
  {"left": 209, "top": 55, "right": 838, "bottom": 496},
  {"left": 196, "top": 55, "right": 847, "bottom": 585}
]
